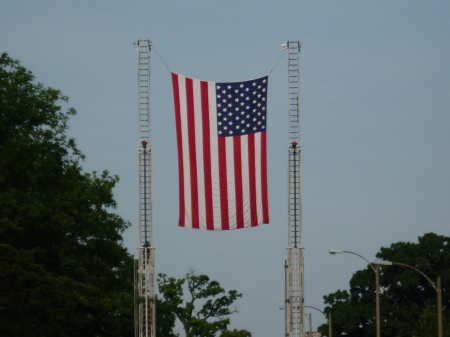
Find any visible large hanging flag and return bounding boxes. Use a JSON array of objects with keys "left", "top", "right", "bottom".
[{"left": 171, "top": 73, "right": 269, "bottom": 230}]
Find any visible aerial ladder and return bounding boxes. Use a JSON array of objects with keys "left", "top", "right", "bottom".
[
  {"left": 283, "top": 41, "right": 305, "bottom": 337},
  {"left": 133, "top": 39, "right": 156, "bottom": 337}
]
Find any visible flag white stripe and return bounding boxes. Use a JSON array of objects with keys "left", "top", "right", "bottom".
[
  {"left": 255, "top": 132, "right": 263, "bottom": 224},
  {"left": 193, "top": 79, "right": 206, "bottom": 230},
  {"left": 208, "top": 82, "right": 222, "bottom": 230},
  {"left": 178, "top": 76, "right": 192, "bottom": 228},
  {"left": 240, "top": 135, "right": 251, "bottom": 228},
  {"left": 225, "top": 137, "right": 237, "bottom": 230}
]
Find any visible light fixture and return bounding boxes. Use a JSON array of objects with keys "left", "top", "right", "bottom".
[{"left": 373, "top": 259, "right": 392, "bottom": 266}]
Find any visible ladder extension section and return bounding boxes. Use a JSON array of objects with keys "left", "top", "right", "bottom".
[
  {"left": 134, "top": 39, "right": 156, "bottom": 337},
  {"left": 285, "top": 41, "right": 304, "bottom": 337}
]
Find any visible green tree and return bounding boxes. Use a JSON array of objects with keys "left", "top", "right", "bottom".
[
  {"left": 0, "top": 52, "right": 134, "bottom": 337},
  {"left": 157, "top": 271, "right": 252, "bottom": 337},
  {"left": 318, "top": 233, "right": 450, "bottom": 337},
  {"left": 156, "top": 295, "right": 179, "bottom": 337}
]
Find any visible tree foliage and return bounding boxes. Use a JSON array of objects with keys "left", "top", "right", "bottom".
[
  {"left": 318, "top": 233, "right": 450, "bottom": 337},
  {"left": 0, "top": 52, "right": 134, "bottom": 337},
  {"left": 156, "top": 295, "right": 179, "bottom": 337},
  {"left": 157, "top": 271, "right": 252, "bottom": 337}
]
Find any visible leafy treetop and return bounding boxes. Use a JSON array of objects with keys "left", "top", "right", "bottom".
[
  {"left": 0, "top": 52, "right": 134, "bottom": 337},
  {"left": 158, "top": 271, "right": 252, "bottom": 337}
]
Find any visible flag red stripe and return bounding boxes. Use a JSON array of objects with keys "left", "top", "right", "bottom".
[
  {"left": 171, "top": 74, "right": 185, "bottom": 227},
  {"left": 248, "top": 133, "right": 258, "bottom": 227},
  {"left": 200, "top": 81, "right": 214, "bottom": 230},
  {"left": 185, "top": 78, "right": 199, "bottom": 229},
  {"left": 218, "top": 137, "right": 229, "bottom": 230},
  {"left": 233, "top": 136, "right": 244, "bottom": 229},
  {"left": 261, "top": 131, "right": 269, "bottom": 223}
]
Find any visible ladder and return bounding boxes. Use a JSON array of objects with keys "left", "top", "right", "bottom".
[
  {"left": 133, "top": 39, "right": 156, "bottom": 337},
  {"left": 285, "top": 41, "right": 305, "bottom": 337}
]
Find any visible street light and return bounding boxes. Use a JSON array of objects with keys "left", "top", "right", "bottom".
[
  {"left": 305, "top": 306, "right": 332, "bottom": 337},
  {"left": 373, "top": 259, "right": 443, "bottom": 337},
  {"left": 329, "top": 249, "right": 380, "bottom": 337}
]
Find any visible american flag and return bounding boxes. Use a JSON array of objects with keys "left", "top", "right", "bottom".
[{"left": 171, "top": 73, "right": 269, "bottom": 230}]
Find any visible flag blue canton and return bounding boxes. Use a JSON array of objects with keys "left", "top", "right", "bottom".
[{"left": 215, "top": 76, "right": 268, "bottom": 137}]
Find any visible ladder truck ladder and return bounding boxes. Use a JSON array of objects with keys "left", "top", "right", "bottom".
[
  {"left": 133, "top": 39, "right": 156, "bottom": 337},
  {"left": 284, "top": 41, "right": 304, "bottom": 337}
]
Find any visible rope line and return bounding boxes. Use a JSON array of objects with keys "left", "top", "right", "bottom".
[
  {"left": 152, "top": 44, "right": 286, "bottom": 76},
  {"left": 152, "top": 44, "right": 171, "bottom": 72},
  {"left": 268, "top": 50, "right": 287, "bottom": 75}
]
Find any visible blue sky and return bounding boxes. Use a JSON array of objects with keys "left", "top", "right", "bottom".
[{"left": 2, "top": 1, "right": 450, "bottom": 334}]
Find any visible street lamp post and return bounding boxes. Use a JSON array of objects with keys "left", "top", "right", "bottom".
[
  {"left": 304, "top": 313, "right": 312, "bottom": 337},
  {"left": 375, "top": 264, "right": 380, "bottom": 337},
  {"left": 329, "top": 250, "right": 380, "bottom": 337},
  {"left": 309, "top": 313, "right": 312, "bottom": 337},
  {"left": 305, "top": 306, "right": 332, "bottom": 337},
  {"left": 373, "top": 259, "right": 443, "bottom": 337}
]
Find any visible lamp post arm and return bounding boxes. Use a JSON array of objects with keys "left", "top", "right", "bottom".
[
  {"left": 392, "top": 262, "right": 437, "bottom": 292},
  {"left": 389, "top": 262, "right": 442, "bottom": 337},
  {"left": 304, "top": 305, "right": 326, "bottom": 318},
  {"left": 342, "top": 251, "right": 376, "bottom": 272},
  {"left": 305, "top": 306, "right": 332, "bottom": 337}
]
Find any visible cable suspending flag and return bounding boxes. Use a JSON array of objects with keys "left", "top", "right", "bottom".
[{"left": 171, "top": 73, "right": 269, "bottom": 230}]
